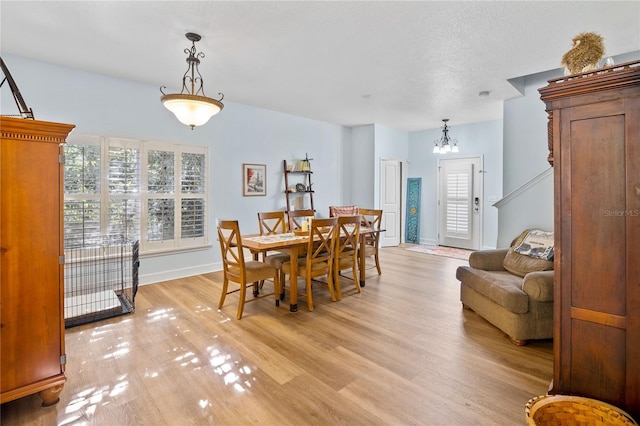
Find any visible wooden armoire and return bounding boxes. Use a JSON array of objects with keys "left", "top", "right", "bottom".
[
  {"left": 539, "top": 60, "right": 640, "bottom": 419},
  {"left": 1, "top": 116, "right": 75, "bottom": 406}
]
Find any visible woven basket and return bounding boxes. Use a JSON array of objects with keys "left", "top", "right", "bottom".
[{"left": 525, "top": 395, "right": 638, "bottom": 426}]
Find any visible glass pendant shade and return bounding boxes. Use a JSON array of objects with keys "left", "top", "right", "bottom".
[{"left": 161, "top": 94, "right": 223, "bottom": 128}]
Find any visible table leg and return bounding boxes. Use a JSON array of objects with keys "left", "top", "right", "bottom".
[
  {"left": 252, "top": 250, "right": 260, "bottom": 296},
  {"left": 289, "top": 245, "right": 299, "bottom": 312}
]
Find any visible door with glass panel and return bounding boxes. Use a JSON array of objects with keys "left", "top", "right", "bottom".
[{"left": 437, "top": 156, "right": 482, "bottom": 250}]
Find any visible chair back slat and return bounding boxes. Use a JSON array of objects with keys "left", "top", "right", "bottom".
[
  {"left": 360, "top": 208, "right": 382, "bottom": 230},
  {"left": 258, "top": 211, "right": 287, "bottom": 235},
  {"left": 336, "top": 215, "right": 361, "bottom": 260},
  {"left": 360, "top": 208, "right": 382, "bottom": 245},
  {"left": 288, "top": 209, "right": 315, "bottom": 231},
  {"left": 217, "top": 219, "right": 245, "bottom": 279},
  {"left": 307, "top": 217, "right": 338, "bottom": 266},
  {"left": 333, "top": 214, "right": 362, "bottom": 299},
  {"left": 358, "top": 208, "right": 383, "bottom": 276}
]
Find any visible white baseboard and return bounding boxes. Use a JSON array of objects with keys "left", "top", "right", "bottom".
[
  {"left": 414, "top": 238, "right": 496, "bottom": 251},
  {"left": 140, "top": 262, "right": 223, "bottom": 286}
]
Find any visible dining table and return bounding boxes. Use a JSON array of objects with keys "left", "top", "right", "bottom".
[{"left": 242, "top": 226, "right": 384, "bottom": 312}]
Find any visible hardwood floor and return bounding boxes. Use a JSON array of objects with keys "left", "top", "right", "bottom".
[{"left": 1, "top": 246, "right": 553, "bottom": 425}]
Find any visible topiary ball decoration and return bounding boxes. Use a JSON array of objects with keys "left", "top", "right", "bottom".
[{"left": 561, "top": 32, "right": 605, "bottom": 75}]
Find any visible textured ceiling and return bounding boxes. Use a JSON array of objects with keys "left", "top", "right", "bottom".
[{"left": 1, "top": 1, "right": 639, "bottom": 131}]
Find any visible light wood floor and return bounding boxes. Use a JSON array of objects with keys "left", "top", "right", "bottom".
[{"left": 1, "top": 246, "right": 553, "bottom": 425}]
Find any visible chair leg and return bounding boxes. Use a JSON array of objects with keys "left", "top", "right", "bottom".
[
  {"left": 237, "top": 282, "right": 246, "bottom": 320},
  {"left": 352, "top": 264, "right": 362, "bottom": 293},
  {"left": 374, "top": 253, "right": 382, "bottom": 275},
  {"left": 218, "top": 277, "right": 229, "bottom": 309},
  {"left": 274, "top": 273, "right": 280, "bottom": 307},
  {"left": 281, "top": 271, "right": 286, "bottom": 299},
  {"left": 326, "top": 269, "right": 337, "bottom": 302},
  {"left": 305, "top": 276, "right": 314, "bottom": 312},
  {"left": 334, "top": 268, "right": 343, "bottom": 301}
]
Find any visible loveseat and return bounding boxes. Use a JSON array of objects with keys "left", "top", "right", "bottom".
[{"left": 456, "top": 229, "right": 554, "bottom": 345}]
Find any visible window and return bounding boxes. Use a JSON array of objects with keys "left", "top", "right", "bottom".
[{"left": 64, "top": 135, "right": 208, "bottom": 253}]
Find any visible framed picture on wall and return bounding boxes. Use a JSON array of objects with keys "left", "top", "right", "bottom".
[{"left": 243, "top": 163, "right": 266, "bottom": 196}]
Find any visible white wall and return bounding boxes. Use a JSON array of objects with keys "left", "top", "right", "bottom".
[
  {"left": 1, "top": 54, "right": 349, "bottom": 284},
  {"left": 408, "top": 120, "right": 502, "bottom": 249}
]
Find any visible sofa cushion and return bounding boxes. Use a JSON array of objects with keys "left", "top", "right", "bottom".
[
  {"left": 456, "top": 267, "right": 529, "bottom": 314},
  {"left": 503, "top": 229, "right": 554, "bottom": 277}
]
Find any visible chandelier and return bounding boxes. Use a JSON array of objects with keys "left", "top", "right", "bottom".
[
  {"left": 160, "top": 33, "right": 224, "bottom": 129},
  {"left": 433, "top": 119, "right": 459, "bottom": 154}
]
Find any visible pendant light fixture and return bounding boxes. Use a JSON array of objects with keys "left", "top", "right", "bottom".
[
  {"left": 433, "top": 119, "right": 459, "bottom": 154},
  {"left": 160, "top": 33, "right": 224, "bottom": 129}
]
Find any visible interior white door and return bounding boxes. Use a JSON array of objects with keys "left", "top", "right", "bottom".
[
  {"left": 438, "top": 157, "right": 482, "bottom": 250},
  {"left": 380, "top": 159, "right": 401, "bottom": 247}
]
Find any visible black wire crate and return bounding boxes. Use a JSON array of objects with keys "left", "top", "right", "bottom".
[{"left": 63, "top": 235, "right": 139, "bottom": 328}]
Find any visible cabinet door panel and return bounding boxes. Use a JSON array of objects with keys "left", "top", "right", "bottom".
[
  {"left": 565, "top": 112, "right": 626, "bottom": 315},
  {"left": 1, "top": 138, "right": 62, "bottom": 390},
  {"left": 570, "top": 319, "right": 626, "bottom": 403}
]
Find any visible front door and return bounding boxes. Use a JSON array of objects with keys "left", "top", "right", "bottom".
[{"left": 438, "top": 156, "right": 482, "bottom": 250}]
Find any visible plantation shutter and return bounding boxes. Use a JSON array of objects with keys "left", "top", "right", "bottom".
[
  {"left": 108, "top": 144, "right": 141, "bottom": 242},
  {"left": 445, "top": 166, "right": 472, "bottom": 239}
]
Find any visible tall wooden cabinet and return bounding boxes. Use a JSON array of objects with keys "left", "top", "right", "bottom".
[
  {"left": 539, "top": 60, "right": 640, "bottom": 419},
  {"left": 1, "top": 117, "right": 75, "bottom": 406}
]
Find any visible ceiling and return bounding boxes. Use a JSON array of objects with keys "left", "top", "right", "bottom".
[{"left": 1, "top": 1, "right": 639, "bottom": 131}]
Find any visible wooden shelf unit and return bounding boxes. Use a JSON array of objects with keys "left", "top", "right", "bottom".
[{"left": 283, "top": 159, "right": 315, "bottom": 212}]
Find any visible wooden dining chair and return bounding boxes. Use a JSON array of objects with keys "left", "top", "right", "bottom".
[
  {"left": 333, "top": 215, "right": 361, "bottom": 300},
  {"left": 281, "top": 217, "right": 338, "bottom": 312},
  {"left": 359, "top": 208, "right": 383, "bottom": 276},
  {"left": 257, "top": 211, "right": 291, "bottom": 289},
  {"left": 216, "top": 219, "right": 280, "bottom": 319},
  {"left": 287, "top": 209, "right": 315, "bottom": 231}
]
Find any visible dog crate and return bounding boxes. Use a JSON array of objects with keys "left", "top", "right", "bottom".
[{"left": 63, "top": 235, "right": 139, "bottom": 328}]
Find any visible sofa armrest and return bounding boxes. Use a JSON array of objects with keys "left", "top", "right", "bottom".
[
  {"left": 468, "top": 249, "right": 508, "bottom": 271},
  {"left": 522, "top": 270, "right": 554, "bottom": 302}
]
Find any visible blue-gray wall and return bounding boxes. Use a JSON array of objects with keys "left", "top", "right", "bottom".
[
  {"left": 497, "top": 50, "right": 639, "bottom": 247},
  {"left": 408, "top": 120, "right": 503, "bottom": 249},
  {"left": 5, "top": 51, "right": 638, "bottom": 283},
  {"left": 1, "top": 54, "right": 349, "bottom": 284}
]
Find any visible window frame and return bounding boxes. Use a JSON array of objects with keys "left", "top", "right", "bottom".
[{"left": 64, "top": 134, "right": 209, "bottom": 255}]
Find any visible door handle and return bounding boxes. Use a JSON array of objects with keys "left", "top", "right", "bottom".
[{"left": 474, "top": 197, "right": 480, "bottom": 212}]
